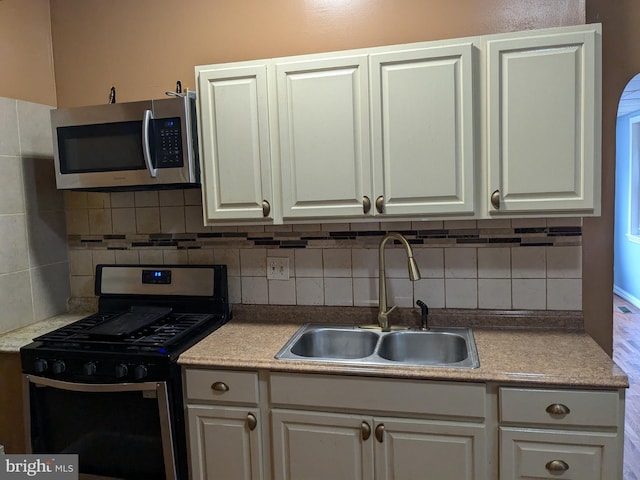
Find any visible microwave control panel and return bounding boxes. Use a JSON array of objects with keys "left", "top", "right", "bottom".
[{"left": 153, "top": 117, "right": 184, "bottom": 168}]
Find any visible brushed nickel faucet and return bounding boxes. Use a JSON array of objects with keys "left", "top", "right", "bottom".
[{"left": 378, "top": 233, "right": 421, "bottom": 331}]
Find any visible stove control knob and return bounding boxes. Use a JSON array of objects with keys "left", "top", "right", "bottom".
[
  {"left": 115, "top": 364, "right": 128, "bottom": 378},
  {"left": 51, "top": 360, "right": 66, "bottom": 375},
  {"left": 134, "top": 365, "right": 148, "bottom": 381},
  {"left": 83, "top": 362, "right": 97, "bottom": 376},
  {"left": 34, "top": 359, "right": 48, "bottom": 373}
]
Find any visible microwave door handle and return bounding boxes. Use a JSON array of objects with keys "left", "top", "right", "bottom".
[{"left": 142, "top": 109, "right": 158, "bottom": 178}]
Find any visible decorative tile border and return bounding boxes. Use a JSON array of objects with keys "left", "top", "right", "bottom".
[{"left": 67, "top": 225, "right": 581, "bottom": 251}]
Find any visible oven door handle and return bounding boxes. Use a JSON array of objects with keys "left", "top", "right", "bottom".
[{"left": 24, "top": 374, "right": 162, "bottom": 393}]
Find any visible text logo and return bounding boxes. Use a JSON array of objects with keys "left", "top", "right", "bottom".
[{"left": 0, "top": 455, "right": 78, "bottom": 480}]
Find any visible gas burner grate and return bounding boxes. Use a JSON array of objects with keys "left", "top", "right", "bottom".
[{"left": 33, "top": 312, "right": 221, "bottom": 350}]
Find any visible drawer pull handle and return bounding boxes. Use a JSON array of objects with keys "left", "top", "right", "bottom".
[
  {"left": 246, "top": 413, "right": 257, "bottom": 431},
  {"left": 545, "top": 459, "right": 570, "bottom": 473},
  {"left": 546, "top": 403, "right": 570, "bottom": 416},
  {"left": 375, "top": 424, "right": 385, "bottom": 443},
  {"left": 361, "top": 421, "right": 371, "bottom": 441},
  {"left": 211, "top": 381, "right": 229, "bottom": 392}
]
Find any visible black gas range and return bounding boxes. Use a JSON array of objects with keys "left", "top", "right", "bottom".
[{"left": 20, "top": 264, "right": 230, "bottom": 480}]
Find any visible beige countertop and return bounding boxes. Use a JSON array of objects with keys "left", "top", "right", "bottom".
[
  {"left": 1, "top": 307, "right": 627, "bottom": 389},
  {"left": 0, "top": 313, "right": 87, "bottom": 353},
  {"left": 179, "top": 313, "right": 628, "bottom": 389}
]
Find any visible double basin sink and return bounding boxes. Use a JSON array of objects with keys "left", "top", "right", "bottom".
[{"left": 275, "top": 324, "right": 479, "bottom": 369}]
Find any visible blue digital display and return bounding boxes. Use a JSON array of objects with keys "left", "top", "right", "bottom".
[
  {"left": 166, "top": 120, "right": 174, "bottom": 127},
  {"left": 142, "top": 269, "right": 171, "bottom": 284}
]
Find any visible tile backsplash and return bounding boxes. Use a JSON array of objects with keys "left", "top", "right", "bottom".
[
  {"left": 0, "top": 97, "right": 70, "bottom": 334},
  {"left": 65, "top": 188, "right": 583, "bottom": 312}
]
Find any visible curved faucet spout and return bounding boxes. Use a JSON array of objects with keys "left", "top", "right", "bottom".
[{"left": 378, "top": 233, "right": 421, "bottom": 331}]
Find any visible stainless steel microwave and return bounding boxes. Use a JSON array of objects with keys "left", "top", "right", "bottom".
[{"left": 51, "top": 93, "right": 199, "bottom": 190}]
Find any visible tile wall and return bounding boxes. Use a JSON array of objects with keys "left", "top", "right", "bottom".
[
  {"left": 66, "top": 188, "right": 583, "bottom": 312},
  {"left": 0, "top": 97, "right": 70, "bottom": 334}
]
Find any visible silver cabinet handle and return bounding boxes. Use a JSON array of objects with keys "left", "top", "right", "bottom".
[
  {"left": 246, "top": 413, "right": 257, "bottom": 431},
  {"left": 545, "top": 460, "right": 569, "bottom": 473},
  {"left": 363, "top": 196, "right": 371, "bottom": 214},
  {"left": 374, "top": 424, "right": 385, "bottom": 443},
  {"left": 375, "top": 196, "right": 384, "bottom": 214},
  {"left": 361, "top": 421, "right": 371, "bottom": 441},
  {"left": 142, "top": 109, "right": 158, "bottom": 178},
  {"left": 490, "top": 190, "right": 500, "bottom": 209},
  {"left": 546, "top": 403, "right": 571, "bottom": 416},
  {"left": 262, "top": 200, "right": 271, "bottom": 217},
  {"left": 211, "top": 381, "right": 229, "bottom": 392}
]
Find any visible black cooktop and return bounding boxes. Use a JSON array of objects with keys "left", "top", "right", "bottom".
[{"left": 21, "top": 264, "right": 230, "bottom": 382}]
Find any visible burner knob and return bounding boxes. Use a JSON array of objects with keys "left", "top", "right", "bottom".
[
  {"left": 51, "top": 360, "right": 66, "bottom": 375},
  {"left": 115, "top": 364, "right": 128, "bottom": 378},
  {"left": 34, "top": 359, "right": 48, "bottom": 373},
  {"left": 134, "top": 365, "right": 148, "bottom": 381},
  {"left": 83, "top": 362, "right": 97, "bottom": 376}
]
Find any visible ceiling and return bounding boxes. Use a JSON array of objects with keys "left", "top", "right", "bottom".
[{"left": 617, "top": 75, "right": 640, "bottom": 117}]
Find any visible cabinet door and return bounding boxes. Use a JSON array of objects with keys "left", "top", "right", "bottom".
[
  {"left": 187, "top": 405, "right": 263, "bottom": 480},
  {"left": 374, "top": 417, "right": 487, "bottom": 480},
  {"left": 271, "top": 409, "right": 374, "bottom": 480},
  {"left": 276, "top": 55, "right": 372, "bottom": 219},
  {"left": 197, "top": 64, "right": 275, "bottom": 223},
  {"left": 370, "top": 43, "right": 475, "bottom": 217},
  {"left": 486, "top": 26, "right": 600, "bottom": 215},
  {"left": 500, "top": 427, "right": 619, "bottom": 480}
]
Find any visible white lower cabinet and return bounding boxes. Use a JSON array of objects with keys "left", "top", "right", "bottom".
[
  {"left": 188, "top": 405, "right": 264, "bottom": 480},
  {"left": 271, "top": 410, "right": 486, "bottom": 480},
  {"left": 183, "top": 368, "right": 624, "bottom": 480},
  {"left": 184, "top": 369, "right": 264, "bottom": 480},
  {"left": 269, "top": 373, "right": 488, "bottom": 480},
  {"left": 498, "top": 387, "right": 623, "bottom": 480}
]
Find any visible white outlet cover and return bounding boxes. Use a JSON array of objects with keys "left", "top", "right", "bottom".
[{"left": 267, "top": 257, "right": 290, "bottom": 280}]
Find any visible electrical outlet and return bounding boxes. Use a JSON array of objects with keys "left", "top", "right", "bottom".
[{"left": 267, "top": 257, "right": 290, "bottom": 280}]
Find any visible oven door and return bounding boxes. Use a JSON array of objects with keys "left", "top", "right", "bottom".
[{"left": 23, "top": 375, "right": 177, "bottom": 480}]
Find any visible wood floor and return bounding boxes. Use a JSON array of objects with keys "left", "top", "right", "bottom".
[{"left": 613, "top": 295, "right": 640, "bottom": 479}]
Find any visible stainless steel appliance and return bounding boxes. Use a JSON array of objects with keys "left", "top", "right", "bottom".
[
  {"left": 21, "top": 264, "right": 230, "bottom": 480},
  {"left": 51, "top": 93, "right": 199, "bottom": 190}
]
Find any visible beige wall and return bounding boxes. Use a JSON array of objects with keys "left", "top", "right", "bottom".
[
  {"left": 585, "top": 0, "right": 640, "bottom": 354},
  {"left": 0, "top": 0, "right": 56, "bottom": 106},
  {"left": 50, "top": 0, "right": 585, "bottom": 107}
]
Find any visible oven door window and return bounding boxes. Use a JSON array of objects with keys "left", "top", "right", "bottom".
[
  {"left": 27, "top": 380, "right": 173, "bottom": 480},
  {"left": 57, "top": 121, "right": 145, "bottom": 173}
]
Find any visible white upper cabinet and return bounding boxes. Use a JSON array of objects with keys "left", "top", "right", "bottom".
[
  {"left": 485, "top": 25, "right": 601, "bottom": 216},
  {"left": 370, "top": 42, "right": 475, "bottom": 217},
  {"left": 195, "top": 24, "right": 602, "bottom": 225},
  {"left": 196, "top": 63, "right": 276, "bottom": 224},
  {"left": 276, "top": 55, "right": 372, "bottom": 220}
]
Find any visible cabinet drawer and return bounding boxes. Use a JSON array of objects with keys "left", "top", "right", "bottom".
[
  {"left": 500, "top": 427, "right": 619, "bottom": 480},
  {"left": 500, "top": 387, "right": 620, "bottom": 428},
  {"left": 270, "top": 373, "right": 486, "bottom": 419},
  {"left": 185, "top": 369, "right": 259, "bottom": 405}
]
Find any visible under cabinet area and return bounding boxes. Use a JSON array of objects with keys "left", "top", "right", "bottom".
[
  {"left": 498, "top": 387, "right": 624, "bottom": 480},
  {"left": 195, "top": 23, "right": 601, "bottom": 225}
]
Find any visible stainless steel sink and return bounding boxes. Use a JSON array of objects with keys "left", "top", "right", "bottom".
[
  {"left": 289, "top": 327, "right": 379, "bottom": 359},
  {"left": 377, "top": 331, "right": 470, "bottom": 364},
  {"left": 275, "top": 325, "right": 479, "bottom": 368}
]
